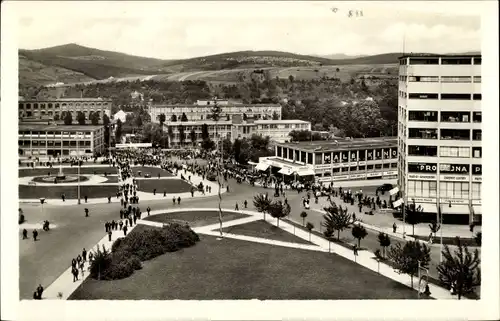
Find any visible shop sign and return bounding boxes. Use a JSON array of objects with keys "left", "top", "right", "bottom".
[
  {"left": 315, "top": 164, "right": 331, "bottom": 169},
  {"left": 367, "top": 172, "right": 383, "bottom": 177},
  {"left": 408, "top": 174, "right": 437, "bottom": 180},
  {"left": 323, "top": 153, "right": 332, "bottom": 164},
  {"left": 440, "top": 198, "right": 469, "bottom": 205},
  {"left": 411, "top": 197, "right": 437, "bottom": 203},
  {"left": 472, "top": 176, "right": 482, "bottom": 182},
  {"left": 332, "top": 163, "right": 341, "bottom": 168},
  {"left": 439, "top": 175, "right": 469, "bottom": 182},
  {"left": 408, "top": 162, "right": 437, "bottom": 173},
  {"left": 383, "top": 171, "right": 397, "bottom": 176},
  {"left": 333, "top": 175, "right": 349, "bottom": 181},
  {"left": 472, "top": 164, "right": 482, "bottom": 175},
  {"left": 348, "top": 162, "right": 358, "bottom": 166},
  {"left": 358, "top": 161, "right": 367, "bottom": 166},
  {"left": 439, "top": 164, "right": 470, "bottom": 174},
  {"left": 472, "top": 200, "right": 481, "bottom": 205},
  {"left": 350, "top": 173, "right": 366, "bottom": 179}
]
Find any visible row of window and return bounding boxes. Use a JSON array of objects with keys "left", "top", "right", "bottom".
[
  {"left": 407, "top": 162, "right": 482, "bottom": 175},
  {"left": 19, "top": 140, "right": 92, "bottom": 147},
  {"left": 399, "top": 76, "right": 481, "bottom": 83},
  {"left": 399, "top": 57, "right": 481, "bottom": 65},
  {"left": 406, "top": 181, "right": 481, "bottom": 199},
  {"left": 408, "top": 111, "right": 481, "bottom": 123},
  {"left": 407, "top": 129, "right": 481, "bottom": 141},
  {"left": 399, "top": 92, "right": 481, "bottom": 100},
  {"left": 20, "top": 103, "right": 110, "bottom": 109},
  {"left": 408, "top": 145, "right": 482, "bottom": 157}
]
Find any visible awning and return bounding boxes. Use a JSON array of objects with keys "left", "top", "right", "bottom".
[
  {"left": 297, "top": 168, "right": 315, "bottom": 176},
  {"left": 416, "top": 203, "right": 437, "bottom": 213},
  {"left": 255, "top": 163, "right": 270, "bottom": 171},
  {"left": 278, "top": 168, "right": 294, "bottom": 175},
  {"left": 472, "top": 205, "right": 482, "bottom": 215},
  {"left": 441, "top": 204, "right": 471, "bottom": 215}
]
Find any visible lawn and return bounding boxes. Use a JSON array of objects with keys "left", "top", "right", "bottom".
[
  {"left": 136, "top": 179, "right": 193, "bottom": 194},
  {"left": 412, "top": 235, "right": 479, "bottom": 247},
  {"left": 19, "top": 167, "right": 117, "bottom": 177},
  {"left": 31, "top": 175, "right": 90, "bottom": 184},
  {"left": 19, "top": 185, "right": 119, "bottom": 199},
  {"left": 144, "top": 210, "right": 249, "bottom": 228},
  {"left": 69, "top": 233, "right": 420, "bottom": 300},
  {"left": 132, "top": 166, "right": 173, "bottom": 178},
  {"left": 222, "top": 219, "right": 314, "bottom": 245}
]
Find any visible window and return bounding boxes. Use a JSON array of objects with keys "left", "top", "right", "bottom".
[
  {"left": 26, "top": 103, "right": 31, "bottom": 109},
  {"left": 440, "top": 111, "right": 470, "bottom": 122},
  {"left": 473, "top": 112, "right": 482, "bottom": 123},
  {"left": 473, "top": 130, "right": 482, "bottom": 141},
  {"left": 408, "top": 76, "right": 439, "bottom": 82},
  {"left": 409, "top": 111, "right": 438, "bottom": 122},
  {"left": 408, "top": 145, "right": 437, "bottom": 157},
  {"left": 473, "top": 76, "right": 481, "bottom": 83},
  {"left": 440, "top": 146, "right": 470, "bottom": 158},
  {"left": 471, "top": 183, "right": 481, "bottom": 199},
  {"left": 440, "top": 182, "right": 469, "bottom": 199},
  {"left": 409, "top": 128, "right": 438, "bottom": 139},
  {"left": 408, "top": 93, "right": 439, "bottom": 99},
  {"left": 349, "top": 166, "right": 357, "bottom": 172},
  {"left": 441, "top": 58, "right": 472, "bottom": 65},
  {"left": 277, "top": 147, "right": 282, "bottom": 157},
  {"left": 375, "top": 164, "right": 382, "bottom": 169},
  {"left": 358, "top": 165, "right": 366, "bottom": 171},
  {"left": 441, "top": 76, "right": 471, "bottom": 83},
  {"left": 441, "top": 94, "right": 471, "bottom": 100},
  {"left": 407, "top": 180, "right": 437, "bottom": 197},
  {"left": 34, "top": 103, "right": 39, "bottom": 109},
  {"left": 473, "top": 57, "right": 481, "bottom": 65},
  {"left": 409, "top": 58, "right": 439, "bottom": 65},
  {"left": 473, "top": 94, "right": 481, "bottom": 100},
  {"left": 472, "top": 147, "right": 482, "bottom": 158},
  {"left": 399, "top": 59, "right": 407, "bottom": 65},
  {"left": 440, "top": 129, "right": 470, "bottom": 140}
]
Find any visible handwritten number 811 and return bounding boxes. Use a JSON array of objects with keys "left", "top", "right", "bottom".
[{"left": 331, "top": 8, "right": 364, "bottom": 17}]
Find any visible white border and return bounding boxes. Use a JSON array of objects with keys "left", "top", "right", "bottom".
[{"left": 2, "top": 1, "right": 499, "bottom": 320}]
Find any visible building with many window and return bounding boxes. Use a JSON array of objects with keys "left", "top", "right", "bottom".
[
  {"left": 255, "top": 137, "right": 398, "bottom": 182},
  {"left": 18, "top": 124, "right": 106, "bottom": 157},
  {"left": 150, "top": 99, "right": 282, "bottom": 122},
  {"left": 397, "top": 54, "right": 482, "bottom": 224},
  {"left": 163, "top": 118, "right": 311, "bottom": 147},
  {"left": 18, "top": 98, "right": 112, "bottom": 124}
]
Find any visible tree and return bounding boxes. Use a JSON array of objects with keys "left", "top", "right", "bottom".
[
  {"left": 77, "top": 111, "right": 86, "bottom": 125},
  {"left": 288, "top": 75, "right": 295, "bottom": 83},
  {"left": 90, "top": 112, "right": 100, "bottom": 125},
  {"left": 103, "top": 114, "right": 110, "bottom": 148},
  {"left": 474, "top": 232, "right": 481, "bottom": 246},
  {"left": 405, "top": 200, "right": 423, "bottom": 236},
  {"left": 272, "top": 111, "right": 279, "bottom": 120},
  {"left": 387, "top": 241, "right": 431, "bottom": 288},
  {"left": 63, "top": 111, "right": 73, "bottom": 125},
  {"left": 170, "top": 114, "right": 177, "bottom": 122},
  {"left": 159, "top": 113, "right": 166, "bottom": 129},
  {"left": 306, "top": 222, "right": 314, "bottom": 241},
  {"left": 321, "top": 201, "right": 351, "bottom": 240},
  {"left": 300, "top": 211, "right": 308, "bottom": 226},
  {"left": 178, "top": 124, "right": 186, "bottom": 146},
  {"left": 437, "top": 237, "right": 481, "bottom": 299},
  {"left": 377, "top": 232, "right": 391, "bottom": 258},
  {"left": 181, "top": 113, "right": 188, "bottom": 122},
  {"left": 53, "top": 114, "right": 60, "bottom": 121},
  {"left": 201, "top": 123, "right": 209, "bottom": 141},
  {"left": 167, "top": 125, "right": 174, "bottom": 144},
  {"left": 268, "top": 201, "right": 288, "bottom": 227},
  {"left": 253, "top": 194, "right": 271, "bottom": 220},
  {"left": 429, "top": 220, "right": 441, "bottom": 238},
  {"left": 189, "top": 130, "right": 197, "bottom": 146},
  {"left": 351, "top": 224, "right": 368, "bottom": 248},
  {"left": 115, "top": 119, "right": 123, "bottom": 143},
  {"left": 135, "top": 115, "right": 143, "bottom": 128}
]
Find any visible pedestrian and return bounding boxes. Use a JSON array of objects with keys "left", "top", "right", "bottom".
[
  {"left": 358, "top": 203, "right": 363, "bottom": 213},
  {"left": 36, "top": 284, "right": 44, "bottom": 299},
  {"left": 71, "top": 258, "right": 77, "bottom": 269},
  {"left": 119, "top": 220, "right": 123, "bottom": 230},
  {"left": 84, "top": 195, "right": 88, "bottom": 203},
  {"left": 80, "top": 261, "right": 85, "bottom": 278},
  {"left": 22, "top": 229, "right": 28, "bottom": 239},
  {"left": 123, "top": 225, "right": 128, "bottom": 236},
  {"left": 32, "top": 229, "right": 38, "bottom": 241},
  {"left": 77, "top": 254, "right": 82, "bottom": 266},
  {"left": 153, "top": 188, "right": 156, "bottom": 195},
  {"left": 133, "top": 215, "right": 137, "bottom": 225},
  {"left": 108, "top": 230, "right": 112, "bottom": 242},
  {"left": 147, "top": 206, "right": 151, "bottom": 216},
  {"left": 72, "top": 267, "right": 79, "bottom": 282},
  {"left": 85, "top": 208, "right": 89, "bottom": 217},
  {"left": 235, "top": 202, "right": 239, "bottom": 211},
  {"left": 164, "top": 190, "right": 166, "bottom": 197},
  {"left": 88, "top": 252, "right": 94, "bottom": 263},
  {"left": 82, "top": 248, "right": 87, "bottom": 262},
  {"left": 177, "top": 196, "right": 181, "bottom": 204},
  {"left": 392, "top": 222, "right": 397, "bottom": 233},
  {"left": 244, "top": 200, "right": 248, "bottom": 208},
  {"left": 173, "top": 197, "right": 176, "bottom": 205},
  {"left": 33, "top": 291, "right": 39, "bottom": 300},
  {"left": 108, "top": 196, "right": 111, "bottom": 203},
  {"left": 353, "top": 244, "right": 358, "bottom": 256},
  {"left": 61, "top": 194, "right": 65, "bottom": 202}
]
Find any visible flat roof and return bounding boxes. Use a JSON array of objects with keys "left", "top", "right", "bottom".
[
  {"left": 255, "top": 120, "right": 310, "bottom": 124},
  {"left": 277, "top": 137, "right": 397, "bottom": 152},
  {"left": 20, "top": 98, "right": 112, "bottom": 102},
  {"left": 398, "top": 53, "right": 481, "bottom": 59},
  {"left": 19, "top": 123, "right": 103, "bottom": 132},
  {"left": 162, "top": 119, "right": 308, "bottom": 126},
  {"left": 152, "top": 104, "right": 281, "bottom": 108}
]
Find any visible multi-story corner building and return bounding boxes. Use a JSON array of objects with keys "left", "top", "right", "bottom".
[
  {"left": 255, "top": 137, "right": 398, "bottom": 182},
  {"left": 163, "top": 118, "right": 311, "bottom": 147},
  {"left": 397, "top": 54, "right": 482, "bottom": 224},
  {"left": 150, "top": 99, "right": 282, "bottom": 122},
  {"left": 18, "top": 98, "right": 112, "bottom": 124},
  {"left": 18, "top": 123, "right": 106, "bottom": 157}
]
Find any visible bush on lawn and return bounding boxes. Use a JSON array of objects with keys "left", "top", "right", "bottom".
[{"left": 90, "top": 223, "right": 199, "bottom": 280}]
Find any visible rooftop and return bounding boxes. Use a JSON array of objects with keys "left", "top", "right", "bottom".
[
  {"left": 277, "top": 137, "right": 398, "bottom": 152},
  {"left": 162, "top": 119, "right": 309, "bottom": 126},
  {"left": 152, "top": 103, "right": 281, "bottom": 108},
  {"left": 19, "top": 123, "right": 103, "bottom": 132},
  {"left": 20, "top": 98, "right": 112, "bottom": 102},
  {"left": 399, "top": 53, "right": 481, "bottom": 59}
]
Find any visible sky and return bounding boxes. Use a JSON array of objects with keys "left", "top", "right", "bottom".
[{"left": 13, "top": 1, "right": 483, "bottom": 60}]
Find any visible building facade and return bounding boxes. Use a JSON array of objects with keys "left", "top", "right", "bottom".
[
  {"left": 150, "top": 100, "right": 282, "bottom": 123},
  {"left": 18, "top": 124, "right": 106, "bottom": 157},
  {"left": 18, "top": 98, "right": 112, "bottom": 124},
  {"left": 163, "top": 119, "right": 311, "bottom": 147},
  {"left": 256, "top": 138, "right": 398, "bottom": 182},
  {"left": 397, "top": 54, "right": 482, "bottom": 224}
]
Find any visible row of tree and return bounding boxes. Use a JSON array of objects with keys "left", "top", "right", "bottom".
[{"left": 57, "top": 111, "right": 102, "bottom": 125}]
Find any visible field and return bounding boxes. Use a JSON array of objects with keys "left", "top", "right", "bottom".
[
  {"left": 131, "top": 166, "right": 173, "bottom": 178},
  {"left": 19, "top": 167, "right": 117, "bottom": 177},
  {"left": 69, "top": 231, "right": 420, "bottom": 300},
  {"left": 19, "top": 185, "right": 119, "bottom": 199},
  {"left": 144, "top": 210, "right": 249, "bottom": 228},
  {"left": 136, "top": 179, "right": 193, "bottom": 194}
]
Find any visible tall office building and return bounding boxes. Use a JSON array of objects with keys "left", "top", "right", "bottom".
[{"left": 397, "top": 54, "right": 482, "bottom": 224}]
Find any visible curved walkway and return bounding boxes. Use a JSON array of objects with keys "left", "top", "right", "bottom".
[{"left": 41, "top": 207, "right": 461, "bottom": 301}]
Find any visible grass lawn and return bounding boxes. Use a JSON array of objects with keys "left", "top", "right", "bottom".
[
  {"left": 69, "top": 232, "right": 420, "bottom": 300},
  {"left": 136, "top": 179, "right": 193, "bottom": 194},
  {"left": 19, "top": 185, "right": 119, "bottom": 199},
  {"left": 412, "top": 235, "right": 479, "bottom": 247},
  {"left": 132, "top": 166, "right": 173, "bottom": 178},
  {"left": 222, "top": 219, "right": 314, "bottom": 245},
  {"left": 31, "top": 175, "right": 90, "bottom": 184},
  {"left": 144, "top": 210, "right": 249, "bottom": 228},
  {"left": 19, "top": 167, "right": 117, "bottom": 177},
  {"left": 103, "top": 176, "right": 120, "bottom": 183}
]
